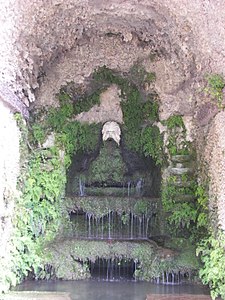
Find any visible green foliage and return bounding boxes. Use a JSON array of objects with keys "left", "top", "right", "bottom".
[
  {"left": 93, "top": 65, "right": 115, "bottom": 82},
  {"left": 8, "top": 90, "right": 101, "bottom": 290},
  {"left": 141, "top": 126, "right": 164, "bottom": 165},
  {"left": 14, "top": 113, "right": 29, "bottom": 164},
  {"left": 97, "top": 69, "right": 144, "bottom": 152},
  {"left": 165, "top": 115, "right": 185, "bottom": 129},
  {"left": 146, "top": 72, "right": 156, "bottom": 82},
  {"left": 87, "top": 142, "right": 127, "bottom": 185},
  {"left": 74, "top": 89, "right": 103, "bottom": 115},
  {"left": 31, "top": 123, "right": 46, "bottom": 145},
  {"left": 142, "top": 99, "right": 159, "bottom": 122},
  {"left": 161, "top": 176, "right": 197, "bottom": 234},
  {"left": 55, "top": 122, "right": 100, "bottom": 167},
  {"left": 205, "top": 73, "right": 225, "bottom": 108},
  {"left": 58, "top": 90, "right": 72, "bottom": 104},
  {"left": 41, "top": 238, "right": 195, "bottom": 281},
  {"left": 121, "top": 86, "right": 143, "bottom": 152},
  {"left": 134, "top": 200, "right": 149, "bottom": 214},
  {"left": 93, "top": 66, "right": 161, "bottom": 157},
  {"left": 168, "top": 202, "right": 197, "bottom": 229},
  {"left": 164, "top": 115, "right": 191, "bottom": 156},
  {"left": 129, "top": 63, "right": 156, "bottom": 86},
  {"left": 2, "top": 146, "right": 68, "bottom": 291},
  {"left": 197, "top": 231, "right": 225, "bottom": 300},
  {"left": 195, "top": 185, "right": 208, "bottom": 229}
]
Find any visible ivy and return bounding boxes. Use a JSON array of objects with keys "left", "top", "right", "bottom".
[{"left": 141, "top": 126, "right": 164, "bottom": 165}]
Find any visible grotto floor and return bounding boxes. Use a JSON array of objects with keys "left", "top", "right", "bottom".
[{"left": 11, "top": 280, "right": 210, "bottom": 300}]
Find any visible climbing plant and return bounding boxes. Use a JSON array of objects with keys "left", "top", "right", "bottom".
[{"left": 141, "top": 125, "right": 164, "bottom": 165}]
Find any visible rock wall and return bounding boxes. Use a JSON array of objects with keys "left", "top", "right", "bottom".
[{"left": 0, "top": 0, "right": 225, "bottom": 248}]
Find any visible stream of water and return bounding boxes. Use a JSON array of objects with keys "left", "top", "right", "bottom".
[{"left": 15, "top": 280, "right": 210, "bottom": 300}]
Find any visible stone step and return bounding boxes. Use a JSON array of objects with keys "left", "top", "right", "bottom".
[
  {"left": 146, "top": 294, "right": 212, "bottom": 300},
  {"left": 171, "top": 155, "right": 192, "bottom": 162},
  {"left": 169, "top": 167, "right": 193, "bottom": 175},
  {"left": 1, "top": 292, "right": 71, "bottom": 300}
]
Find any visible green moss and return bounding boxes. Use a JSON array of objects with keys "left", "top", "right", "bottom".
[
  {"left": 66, "top": 196, "right": 158, "bottom": 218},
  {"left": 40, "top": 238, "right": 198, "bottom": 281},
  {"left": 145, "top": 72, "right": 156, "bottom": 83},
  {"left": 205, "top": 73, "right": 225, "bottom": 108},
  {"left": 87, "top": 142, "right": 127, "bottom": 185},
  {"left": 165, "top": 238, "right": 199, "bottom": 271}
]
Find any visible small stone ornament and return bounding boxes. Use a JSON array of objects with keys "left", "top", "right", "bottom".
[{"left": 102, "top": 121, "right": 121, "bottom": 145}]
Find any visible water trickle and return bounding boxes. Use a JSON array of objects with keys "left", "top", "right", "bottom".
[
  {"left": 127, "top": 181, "right": 131, "bottom": 197},
  {"left": 79, "top": 177, "right": 85, "bottom": 196},
  {"left": 89, "top": 258, "right": 136, "bottom": 281},
  {"left": 136, "top": 178, "right": 143, "bottom": 196},
  {"left": 71, "top": 210, "right": 154, "bottom": 239}
]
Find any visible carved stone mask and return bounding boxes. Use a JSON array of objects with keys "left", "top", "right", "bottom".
[{"left": 102, "top": 121, "right": 121, "bottom": 145}]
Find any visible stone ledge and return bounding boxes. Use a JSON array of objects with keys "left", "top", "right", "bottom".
[
  {"left": 146, "top": 294, "right": 211, "bottom": 300},
  {"left": 0, "top": 292, "right": 71, "bottom": 300}
]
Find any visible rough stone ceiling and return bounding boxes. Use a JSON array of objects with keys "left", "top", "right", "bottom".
[{"left": 0, "top": 0, "right": 225, "bottom": 118}]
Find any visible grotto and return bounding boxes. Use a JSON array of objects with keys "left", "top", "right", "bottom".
[{"left": 0, "top": 1, "right": 225, "bottom": 299}]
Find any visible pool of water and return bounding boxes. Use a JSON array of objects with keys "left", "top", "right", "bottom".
[{"left": 15, "top": 280, "right": 210, "bottom": 300}]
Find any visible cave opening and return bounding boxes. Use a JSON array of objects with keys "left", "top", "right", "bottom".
[{"left": 1, "top": 1, "right": 225, "bottom": 299}]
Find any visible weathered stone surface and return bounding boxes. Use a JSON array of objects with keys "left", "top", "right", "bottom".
[
  {"left": 146, "top": 295, "right": 211, "bottom": 300},
  {"left": 204, "top": 111, "right": 225, "bottom": 230},
  {"left": 2, "top": 292, "right": 71, "bottom": 300},
  {"left": 75, "top": 85, "right": 123, "bottom": 124},
  {"left": 0, "top": 85, "right": 29, "bottom": 119},
  {"left": 0, "top": 101, "right": 21, "bottom": 292}
]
